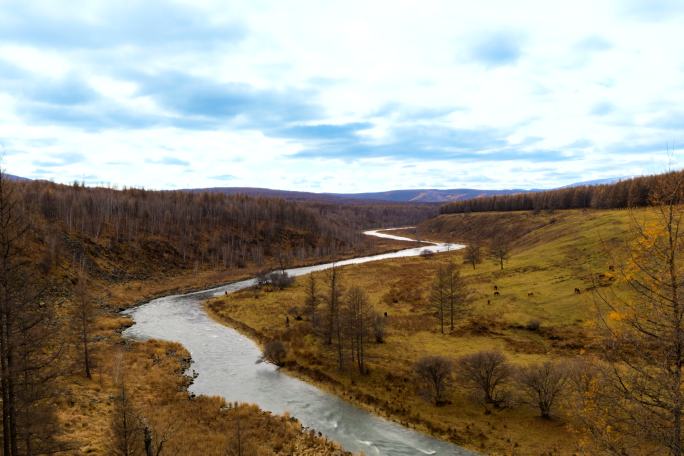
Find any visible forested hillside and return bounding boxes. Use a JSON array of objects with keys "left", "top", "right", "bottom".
[
  {"left": 15, "top": 180, "right": 433, "bottom": 283},
  {"left": 440, "top": 170, "right": 681, "bottom": 214}
]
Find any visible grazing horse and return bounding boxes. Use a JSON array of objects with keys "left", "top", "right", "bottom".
[
  {"left": 494, "top": 291, "right": 500, "bottom": 296},
  {"left": 574, "top": 288, "right": 581, "bottom": 295},
  {"left": 528, "top": 292, "right": 534, "bottom": 297}
]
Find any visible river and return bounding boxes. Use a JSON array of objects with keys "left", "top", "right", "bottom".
[{"left": 123, "top": 229, "right": 474, "bottom": 455}]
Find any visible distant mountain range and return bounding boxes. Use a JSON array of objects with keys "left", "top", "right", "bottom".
[
  {"left": 3, "top": 173, "right": 29, "bottom": 182},
  {"left": 5, "top": 173, "right": 623, "bottom": 203},
  {"left": 189, "top": 187, "right": 535, "bottom": 203},
  {"left": 559, "top": 177, "right": 623, "bottom": 188},
  {"left": 192, "top": 179, "right": 622, "bottom": 204}
]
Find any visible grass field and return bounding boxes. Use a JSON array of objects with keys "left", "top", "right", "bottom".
[{"left": 207, "top": 208, "right": 642, "bottom": 455}]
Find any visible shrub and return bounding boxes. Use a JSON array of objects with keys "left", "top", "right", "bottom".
[
  {"left": 414, "top": 356, "right": 453, "bottom": 405},
  {"left": 267, "top": 271, "right": 294, "bottom": 290},
  {"left": 262, "top": 340, "right": 287, "bottom": 367},
  {"left": 458, "top": 351, "right": 512, "bottom": 407},
  {"left": 420, "top": 249, "right": 435, "bottom": 258},
  {"left": 526, "top": 320, "right": 541, "bottom": 332},
  {"left": 517, "top": 361, "right": 568, "bottom": 419},
  {"left": 372, "top": 313, "right": 385, "bottom": 343}
]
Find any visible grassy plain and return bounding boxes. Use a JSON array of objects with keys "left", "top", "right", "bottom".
[{"left": 207, "top": 208, "right": 641, "bottom": 455}]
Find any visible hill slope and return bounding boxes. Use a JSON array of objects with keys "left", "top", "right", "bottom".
[{"left": 207, "top": 207, "right": 639, "bottom": 455}]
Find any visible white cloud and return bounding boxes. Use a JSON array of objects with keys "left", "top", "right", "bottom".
[{"left": 0, "top": 0, "right": 683, "bottom": 191}]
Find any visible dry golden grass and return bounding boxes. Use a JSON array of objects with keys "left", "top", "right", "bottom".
[
  {"left": 52, "top": 242, "right": 423, "bottom": 454},
  {"left": 56, "top": 312, "right": 350, "bottom": 455},
  {"left": 207, "top": 208, "right": 643, "bottom": 455}
]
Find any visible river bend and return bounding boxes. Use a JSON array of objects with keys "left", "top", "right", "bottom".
[{"left": 123, "top": 229, "right": 473, "bottom": 455}]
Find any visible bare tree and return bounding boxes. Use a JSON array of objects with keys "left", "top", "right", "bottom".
[
  {"left": 431, "top": 264, "right": 468, "bottom": 333},
  {"left": 140, "top": 407, "right": 179, "bottom": 456},
  {"left": 458, "top": 351, "right": 511, "bottom": 407},
  {"left": 110, "top": 359, "right": 143, "bottom": 456},
  {"left": 430, "top": 268, "right": 448, "bottom": 334},
  {"left": 464, "top": 243, "right": 481, "bottom": 269},
  {"left": 324, "top": 263, "right": 344, "bottom": 370},
  {"left": 304, "top": 274, "right": 319, "bottom": 330},
  {"left": 490, "top": 235, "right": 511, "bottom": 270},
  {"left": 343, "top": 287, "right": 372, "bottom": 374},
  {"left": 414, "top": 356, "right": 452, "bottom": 405},
  {"left": 517, "top": 361, "right": 568, "bottom": 419},
  {"left": 73, "top": 268, "right": 96, "bottom": 379},
  {"left": 445, "top": 263, "right": 468, "bottom": 331}
]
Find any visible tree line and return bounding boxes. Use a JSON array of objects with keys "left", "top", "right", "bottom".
[{"left": 440, "top": 170, "right": 684, "bottom": 214}]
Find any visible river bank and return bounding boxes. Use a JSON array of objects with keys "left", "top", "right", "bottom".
[{"left": 123, "top": 232, "right": 472, "bottom": 456}]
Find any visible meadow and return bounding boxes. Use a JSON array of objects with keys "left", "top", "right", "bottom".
[{"left": 207, "top": 208, "right": 640, "bottom": 455}]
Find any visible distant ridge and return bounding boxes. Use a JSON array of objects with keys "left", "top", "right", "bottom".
[
  {"left": 190, "top": 180, "right": 617, "bottom": 204},
  {"left": 2, "top": 173, "right": 30, "bottom": 182},
  {"left": 559, "top": 177, "right": 623, "bottom": 188},
  {"left": 188, "top": 187, "right": 529, "bottom": 204},
  {"left": 5, "top": 173, "right": 618, "bottom": 203}
]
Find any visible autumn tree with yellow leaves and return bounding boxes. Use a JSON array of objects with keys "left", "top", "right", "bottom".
[{"left": 583, "top": 173, "right": 684, "bottom": 455}]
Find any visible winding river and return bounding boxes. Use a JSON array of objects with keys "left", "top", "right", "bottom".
[{"left": 123, "top": 229, "right": 474, "bottom": 455}]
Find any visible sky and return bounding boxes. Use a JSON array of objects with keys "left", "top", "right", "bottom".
[{"left": 0, "top": 0, "right": 683, "bottom": 192}]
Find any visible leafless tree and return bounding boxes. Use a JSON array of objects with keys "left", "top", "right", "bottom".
[
  {"left": 304, "top": 274, "right": 319, "bottom": 330},
  {"left": 517, "top": 361, "right": 568, "bottom": 419},
  {"left": 414, "top": 356, "right": 452, "bottom": 405},
  {"left": 445, "top": 263, "right": 468, "bottom": 331},
  {"left": 431, "top": 264, "right": 468, "bottom": 333},
  {"left": 458, "top": 351, "right": 511, "bottom": 407},
  {"left": 464, "top": 243, "right": 482, "bottom": 269},
  {"left": 140, "top": 406, "right": 179, "bottom": 456},
  {"left": 73, "top": 268, "right": 96, "bottom": 379},
  {"left": 343, "top": 287, "right": 372, "bottom": 374},
  {"left": 430, "top": 268, "right": 448, "bottom": 334},
  {"left": 110, "top": 358, "right": 143, "bottom": 456},
  {"left": 490, "top": 235, "right": 511, "bottom": 270},
  {"left": 324, "top": 263, "right": 345, "bottom": 370}
]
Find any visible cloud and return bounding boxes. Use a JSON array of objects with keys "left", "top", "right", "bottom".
[
  {"left": 469, "top": 31, "right": 524, "bottom": 67},
  {"left": 212, "top": 174, "right": 236, "bottom": 181},
  {"left": 133, "top": 71, "right": 319, "bottom": 128},
  {"left": 1, "top": 0, "right": 684, "bottom": 191},
  {"left": 146, "top": 156, "right": 190, "bottom": 166},
  {"left": 623, "top": 0, "right": 684, "bottom": 20},
  {"left": 591, "top": 101, "right": 616, "bottom": 116},
  {"left": 0, "top": 1, "right": 246, "bottom": 50},
  {"left": 274, "top": 122, "right": 373, "bottom": 141},
  {"left": 291, "top": 124, "right": 570, "bottom": 164},
  {"left": 33, "top": 152, "right": 85, "bottom": 167},
  {"left": 576, "top": 36, "right": 613, "bottom": 52},
  {"left": 19, "top": 102, "right": 161, "bottom": 130}
]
